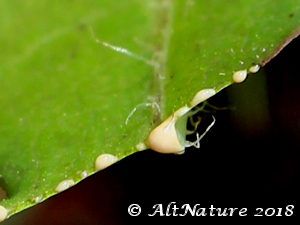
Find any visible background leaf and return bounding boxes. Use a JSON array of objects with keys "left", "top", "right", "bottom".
[
  {"left": 1, "top": 0, "right": 300, "bottom": 220},
  {"left": 2, "top": 36, "right": 300, "bottom": 223}
]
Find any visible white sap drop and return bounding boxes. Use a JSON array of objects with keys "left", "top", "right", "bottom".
[
  {"left": 95, "top": 154, "right": 118, "bottom": 172},
  {"left": 55, "top": 179, "right": 75, "bottom": 193},
  {"left": 135, "top": 142, "right": 147, "bottom": 151},
  {"left": 248, "top": 64, "right": 260, "bottom": 73},
  {"left": 146, "top": 105, "right": 190, "bottom": 154},
  {"left": 0, "top": 205, "right": 7, "bottom": 222},
  {"left": 232, "top": 69, "right": 247, "bottom": 83},
  {"left": 35, "top": 195, "right": 43, "bottom": 203},
  {"left": 80, "top": 171, "right": 88, "bottom": 179},
  {"left": 174, "top": 105, "right": 191, "bottom": 117},
  {"left": 189, "top": 89, "right": 216, "bottom": 108},
  {"left": 146, "top": 115, "right": 184, "bottom": 154}
]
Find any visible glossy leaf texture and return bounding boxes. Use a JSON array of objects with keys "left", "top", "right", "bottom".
[{"left": 0, "top": 0, "right": 300, "bottom": 220}]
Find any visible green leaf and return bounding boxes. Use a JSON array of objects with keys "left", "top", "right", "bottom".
[{"left": 1, "top": 0, "right": 300, "bottom": 220}]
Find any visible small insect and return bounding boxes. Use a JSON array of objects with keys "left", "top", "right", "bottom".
[
  {"left": 0, "top": 205, "right": 7, "bottom": 222},
  {"left": 95, "top": 154, "right": 118, "bottom": 171},
  {"left": 232, "top": 69, "right": 247, "bottom": 83},
  {"left": 55, "top": 179, "right": 75, "bottom": 193},
  {"left": 146, "top": 88, "right": 217, "bottom": 154},
  {"left": 185, "top": 115, "right": 216, "bottom": 148}
]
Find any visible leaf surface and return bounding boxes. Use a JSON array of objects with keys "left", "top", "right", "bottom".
[{"left": 0, "top": 0, "right": 300, "bottom": 219}]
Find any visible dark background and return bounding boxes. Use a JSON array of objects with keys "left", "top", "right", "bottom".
[{"left": 3, "top": 35, "right": 300, "bottom": 224}]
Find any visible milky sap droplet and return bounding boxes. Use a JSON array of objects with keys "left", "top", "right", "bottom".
[
  {"left": 189, "top": 89, "right": 216, "bottom": 108},
  {"left": 248, "top": 64, "right": 260, "bottom": 74},
  {"left": 146, "top": 105, "right": 191, "bottom": 154},
  {"left": 34, "top": 195, "right": 43, "bottom": 203},
  {"left": 55, "top": 179, "right": 75, "bottom": 193},
  {"left": 135, "top": 142, "right": 147, "bottom": 151},
  {"left": 232, "top": 69, "right": 247, "bottom": 83},
  {"left": 80, "top": 171, "right": 88, "bottom": 179},
  {"left": 95, "top": 154, "right": 118, "bottom": 172}
]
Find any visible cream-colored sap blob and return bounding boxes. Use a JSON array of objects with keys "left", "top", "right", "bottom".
[
  {"left": 190, "top": 89, "right": 216, "bottom": 108},
  {"left": 55, "top": 179, "right": 75, "bottom": 193},
  {"left": 0, "top": 205, "right": 7, "bottom": 222},
  {"left": 146, "top": 105, "right": 191, "bottom": 154},
  {"left": 135, "top": 142, "right": 147, "bottom": 151},
  {"left": 248, "top": 64, "right": 260, "bottom": 73},
  {"left": 80, "top": 171, "right": 88, "bottom": 179},
  {"left": 232, "top": 69, "right": 247, "bottom": 83},
  {"left": 95, "top": 154, "right": 118, "bottom": 171},
  {"left": 34, "top": 195, "right": 43, "bottom": 204}
]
